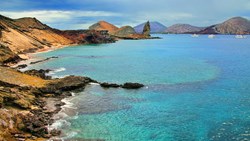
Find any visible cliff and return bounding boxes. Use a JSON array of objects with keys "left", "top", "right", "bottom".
[
  {"left": 0, "top": 14, "right": 116, "bottom": 65},
  {"left": 198, "top": 17, "right": 250, "bottom": 34},
  {"left": 0, "top": 15, "right": 73, "bottom": 55}
]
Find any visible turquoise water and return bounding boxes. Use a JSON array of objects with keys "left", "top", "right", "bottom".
[{"left": 30, "top": 35, "right": 250, "bottom": 141}]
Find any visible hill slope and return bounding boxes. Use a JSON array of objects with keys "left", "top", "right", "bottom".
[
  {"left": 89, "top": 21, "right": 119, "bottom": 34},
  {"left": 164, "top": 24, "right": 204, "bottom": 34},
  {"left": 199, "top": 17, "right": 250, "bottom": 34},
  {"left": 0, "top": 14, "right": 115, "bottom": 64}
]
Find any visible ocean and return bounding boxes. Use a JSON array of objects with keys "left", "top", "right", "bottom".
[{"left": 28, "top": 34, "right": 250, "bottom": 141}]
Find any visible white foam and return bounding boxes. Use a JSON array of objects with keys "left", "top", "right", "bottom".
[
  {"left": 48, "top": 67, "right": 66, "bottom": 75},
  {"left": 51, "top": 75, "right": 69, "bottom": 79},
  {"left": 61, "top": 98, "right": 77, "bottom": 109},
  {"left": 90, "top": 82, "right": 100, "bottom": 85},
  {"left": 48, "top": 119, "right": 71, "bottom": 131},
  {"left": 71, "top": 92, "right": 76, "bottom": 96},
  {"left": 64, "top": 131, "right": 78, "bottom": 139},
  {"left": 54, "top": 67, "right": 66, "bottom": 72}
]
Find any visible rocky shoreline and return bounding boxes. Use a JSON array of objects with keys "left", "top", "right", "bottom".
[
  {"left": 0, "top": 64, "right": 144, "bottom": 140},
  {"left": 0, "top": 14, "right": 152, "bottom": 140}
]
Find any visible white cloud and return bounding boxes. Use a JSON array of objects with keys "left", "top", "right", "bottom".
[{"left": 0, "top": 10, "right": 121, "bottom": 23}]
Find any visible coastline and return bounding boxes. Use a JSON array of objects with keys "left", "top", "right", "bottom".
[{"left": 2, "top": 41, "right": 144, "bottom": 140}]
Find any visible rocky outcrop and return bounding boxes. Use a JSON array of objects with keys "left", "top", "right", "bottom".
[
  {"left": 142, "top": 21, "right": 151, "bottom": 36},
  {"left": 0, "top": 66, "right": 98, "bottom": 140},
  {"left": 122, "top": 83, "right": 144, "bottom": 89},
  {"left": 24, "top": 69, "right": 52, "bottom": 80},
  {"left": 40, "top": 76, "right": 95, "bottom": 94},
  {"left": 100, "top": 82, "right": 120, "bottom": 88},
  {"left": 164, "top": 24, "right": 204, "bottom": 34},
  {"left": 100, "top": 82, "right": 144, "bottom": 89},
  {"left": 198, "top": 17, "right": 250, "bottom": 34},
  {"left": 134, "top": 21, "right": 167, "bottom": 33}
]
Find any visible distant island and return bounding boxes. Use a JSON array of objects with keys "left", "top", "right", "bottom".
[{"left": 132, "top": 17, "right": 250, "bottom": 34}]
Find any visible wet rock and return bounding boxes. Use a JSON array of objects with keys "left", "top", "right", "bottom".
[
  {"left": 24, "top": 69, "right": 52, "bottom": 79},
  {"left": 100, "top": 82, "right": 121, "bottom": 88},
  {"left": 40, "top": 75, "right": 95, "bottom": 94},
  {"left": 50, "top": 129, "right": 61, "bottom": 136},
  {"left": 15, "top": 64, "right": 27, "bottom": 69},
  {"left": 121, "top": 83, "right": 144, "bottom": 89}
]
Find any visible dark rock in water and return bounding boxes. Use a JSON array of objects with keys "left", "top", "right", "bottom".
[
  {"left": 15, "top": 64, "right": 28, "bottom": 69},
  {"left": 30, "top": 56, "right": 58, "bottom": 65},
  {"left": 24, "top": 69, "right": 52, "bottom": 80},
  {"left": 40, "top": 75, "right": 95, "bottom": 94},
  {"left": 122, "top": 83, "right": 144, "bottom": 89},
  {"left": 100, "top": 82, "right": 121, "bottom": 88},
  {"left": 143, "top": 21, "right": 151, "bottom": 37},
  {"left": 50, "top": 129, "right": 61, "bottom": 136}
]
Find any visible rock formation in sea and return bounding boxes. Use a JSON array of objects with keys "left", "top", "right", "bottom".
[
  {"left": 198, "top": 17, "right": 250, "bottom": 34},
  {"left": 164, "top": 24, "right": 204, "bottom": 34},
  {"left": 142, "top": 21, "right": 151, "bottom": 36},
  {"left": 89, "top": 21, "right": 154, "bottom": 39},
  {"left": 134, "top": 21, "right": 166, "bottom": 33}
]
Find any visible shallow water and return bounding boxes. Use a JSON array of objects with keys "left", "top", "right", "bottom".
[{"left": 30, "top": 34, "right": 250, "bottom": 141}]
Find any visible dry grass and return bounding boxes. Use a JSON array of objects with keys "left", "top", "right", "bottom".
[{"left": 0, "top": 66, "right": 48, "bottom": 87}]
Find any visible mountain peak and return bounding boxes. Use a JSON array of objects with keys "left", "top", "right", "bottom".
[
  {"left": 215, "top": 16, "right": 250, "bottom": 34},
  {"left": 89, "top": 21, "right": 118, "bottom": 33}
]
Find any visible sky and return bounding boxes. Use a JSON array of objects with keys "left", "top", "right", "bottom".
[{"left": 0, "top": 0, "right": 250, "bottom": 30}]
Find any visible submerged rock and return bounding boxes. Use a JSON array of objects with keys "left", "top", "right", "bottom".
[
  {"left": 100, "top": 82, "right": 121, "bottom": 88},
  {"left": 30, "top": 56, "right": 58, "bottom": 65},
  {"left": 15, "top": 64, "right": 28, "bottom": 69}
]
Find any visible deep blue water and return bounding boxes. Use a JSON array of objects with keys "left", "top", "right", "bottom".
[{"left": 29, "top": 34, "right": 250, "bottom": 141}]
